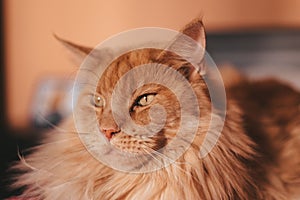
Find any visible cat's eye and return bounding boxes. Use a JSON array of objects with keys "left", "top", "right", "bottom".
[
  {"left": 136, "top": 94, "right": 156, "bottom": 107},
  {"left": 91, "top": 95, "right": 104, "bottom": 107}
]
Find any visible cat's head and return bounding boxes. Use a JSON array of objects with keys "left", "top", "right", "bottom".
[{"left": 58, "top": 19, "right": 211, "bottom": 172}]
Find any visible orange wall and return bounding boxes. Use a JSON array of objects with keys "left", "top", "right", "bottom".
[{"left": 4, "top": 0, "right": 300, "bottom": 129}]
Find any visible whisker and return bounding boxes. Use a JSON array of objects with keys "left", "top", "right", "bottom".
[
  {"left": 140, "top": 145, "right": 198, "bottom": 188},
  {"left": 141, "top": 145, "right": 183, "bottom": 169},
  {"left": 140, "top": 147, "right": 166, "bottom": 169},
  {"left": 140, "top": 142, "right": 201, "bottom": 183}
]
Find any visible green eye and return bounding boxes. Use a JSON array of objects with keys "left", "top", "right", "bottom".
[
  {"left": 137, "top": 94, "right": 155, "bottom": 106},
  {"left": 91, "top": 94, "right": 104, "bottom": 107}
]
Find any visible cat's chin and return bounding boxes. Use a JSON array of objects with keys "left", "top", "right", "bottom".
[
  {"left": 98, "top": 147, "right": 160, "bottom": 173},
  {"left": 91, "top": 136, "right": 171, "bottom": 173}
]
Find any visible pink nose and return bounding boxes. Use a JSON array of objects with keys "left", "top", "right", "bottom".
[{"left": 101, "top": 128, "right": 120, "bottom": 140}]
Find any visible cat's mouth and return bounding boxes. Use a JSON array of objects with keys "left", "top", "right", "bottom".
[{"left": 109, "top": 131, "right": 166, "bottom": 154}]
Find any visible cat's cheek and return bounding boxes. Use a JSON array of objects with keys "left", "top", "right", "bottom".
[{"left": 130, "top": 109, "right": 151, "bottom": 125}]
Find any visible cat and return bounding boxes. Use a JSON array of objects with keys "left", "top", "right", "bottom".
[{"left": 10, "top": 18, "right": 300, "bottom": 200}]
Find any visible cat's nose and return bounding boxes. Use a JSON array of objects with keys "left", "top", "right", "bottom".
[{"left": 101, "top": 128, "right": 120, "bottom": 140}]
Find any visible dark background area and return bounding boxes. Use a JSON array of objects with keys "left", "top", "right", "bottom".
[
  {"left": 0, "top": 2, "right": 37, "bottom": 198},
  {"left": 0, "top": 1, "right": 19, "bottom": 197},
  {"left": 0, "top": 1, "right": 14, "bottom": 198}
]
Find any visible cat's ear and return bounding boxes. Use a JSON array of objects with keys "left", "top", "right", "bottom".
[
  {"left": 54, "top": 34, "right": 93, "bottom": 66},
  {"left": 167, "top": 18, "right": 207, "bottom": 80},
  {"left": 180, "top": 18, "right": 206, "bottom": 54}
]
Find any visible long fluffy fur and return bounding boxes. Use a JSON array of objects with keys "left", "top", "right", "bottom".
[{"left": 12, "top": 103, "right": 260, "bottom": 200}]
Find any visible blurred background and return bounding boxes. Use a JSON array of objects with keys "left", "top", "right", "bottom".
[{"left": 1, "top": 0, "right": 300, "bottom": 198}]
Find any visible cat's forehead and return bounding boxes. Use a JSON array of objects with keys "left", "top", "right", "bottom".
[
  {"left": 96, "top": 48, "right": 160, "bottom": 93},
  {"left": 95, "top": 48, "right": 189, "bottom": 97}
]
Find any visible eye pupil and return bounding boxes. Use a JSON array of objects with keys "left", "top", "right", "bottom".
[
  {"left": 143, "top": 96, "right": 147, "bottom": 102},
  {"left": 137, "top": 94, "right": 155, "bottom": 106}
]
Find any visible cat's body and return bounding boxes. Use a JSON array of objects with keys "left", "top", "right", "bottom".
[
  {"left": 227, "top": 78, "right": 300, "bottom": 199},
  {"left": 11, "top": 19, "right": 300, "bottom": 199}
]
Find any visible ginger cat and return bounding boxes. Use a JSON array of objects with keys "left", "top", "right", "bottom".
[{"left": 11, "top": 19, "right": 300, "bottom": 200}]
